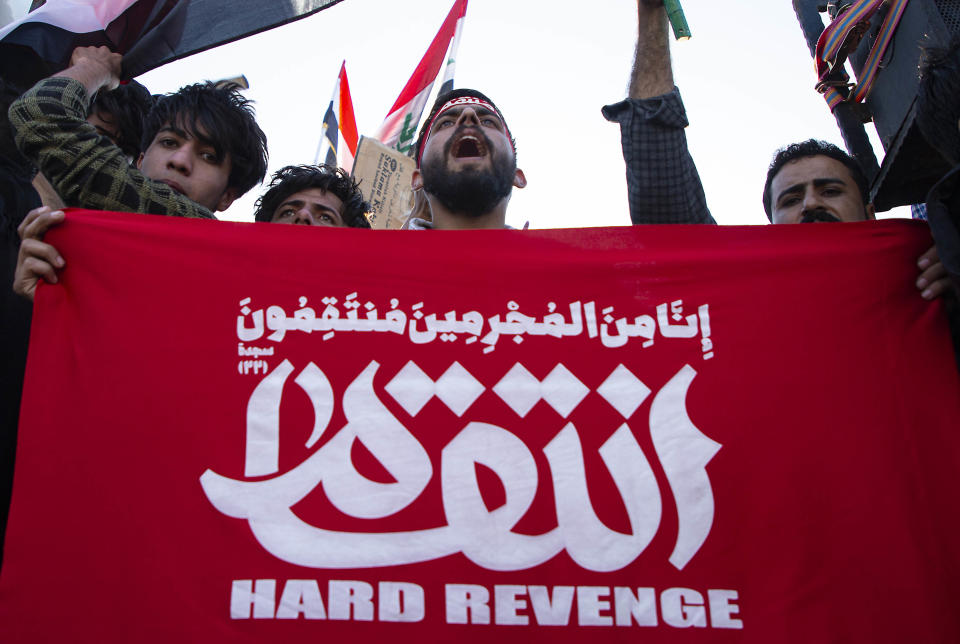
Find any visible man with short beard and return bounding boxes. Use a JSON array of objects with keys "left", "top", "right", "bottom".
[{"left": 408, "top": 89, "right": 526, "bottom": 230}]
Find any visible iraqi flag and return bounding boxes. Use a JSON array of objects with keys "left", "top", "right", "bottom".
[
  {"left": 374, "top": 0, "right": 467, "bottom": 155},
  {"left": 437, "top": 0, "right": 466, "bottom": 96},
  {"left": 315, "top": 61, "right": 359, "bottom": 172},
  {"left": 0, "top": 0, "right": 344, "bottom": 85}
]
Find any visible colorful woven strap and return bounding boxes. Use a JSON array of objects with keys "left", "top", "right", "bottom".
[{"left": 814, "top": 0, "right": 910, "bottom": 111}]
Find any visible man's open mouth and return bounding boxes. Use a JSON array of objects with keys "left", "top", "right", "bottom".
[{"left": 452, "top": 135, "right": 487, "bottom": 159}]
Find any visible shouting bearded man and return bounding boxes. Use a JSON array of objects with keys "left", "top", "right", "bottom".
[{"left": 408, "top": 89, "right": 526, "bottom": 230}]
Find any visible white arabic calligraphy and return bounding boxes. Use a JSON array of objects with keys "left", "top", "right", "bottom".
[
  {"left": 201, "top": 361, "right": 721, "bottom": 572},
  {"left": 235, "top": 296, "right": 715, "bottom": 357}
]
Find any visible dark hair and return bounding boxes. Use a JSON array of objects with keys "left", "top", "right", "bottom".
[
  {"left": 414, "top": 88, "right": 516, "bottom": 167},
  {"left": 762, "top": 139, "right": 870, "bottom": 219},
  {"left": 253, "top": 164, "right": 371, "bottom": 228},
  {"left": 89, "top": 80, "right": 154, "bottom": 158},
  {"left": 0, "top": 76, "right": 29, "bottom": 166},
  {"left": 142, "top": 82, "right": 268, "bottom": 197},
  {"left": 918, "top": 36, "right": 960, "bottom": 164},
  {"left": 1, "top": 76, "right": 39, "bottom": 237}
]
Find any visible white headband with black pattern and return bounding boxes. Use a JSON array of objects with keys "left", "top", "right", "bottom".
[{"left": 418, "top": 95, "right": 514, "bottom": 165}]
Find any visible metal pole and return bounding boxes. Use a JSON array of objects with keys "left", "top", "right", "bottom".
[{"left": 792, "top": 0, "right": 879, "bottom": 183}]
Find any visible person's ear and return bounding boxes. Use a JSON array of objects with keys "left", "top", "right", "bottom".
[
  {"left": 411, "top": 169, "right": 423, "bottom": 191},
  {"left": 135, "top": 152, "right": 144, "bottom": 169},
  {"left": 215, "top": 187, "right": 238, "bottom": 213},
  {"left": 513, "top": 168, "right": 527, "bottom": 189},
  {"left": 865, "top": 203, "right": 876, "bottom": 220}
]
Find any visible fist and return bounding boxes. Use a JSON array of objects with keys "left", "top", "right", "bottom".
[{"left": 68, "top": 46, "right": 122, "bottom": 89}]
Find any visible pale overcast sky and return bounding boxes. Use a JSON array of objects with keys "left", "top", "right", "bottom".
[{"left": 6, "top": 0, "right": 909, "bottom": 225}]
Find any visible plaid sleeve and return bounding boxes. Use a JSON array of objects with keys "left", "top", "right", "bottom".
[
  {"left": 602, "top": 87, "right": 715, "bottom": 225},
  {"left": 9, "top": 77, "right": 214, "bottom": 220}
]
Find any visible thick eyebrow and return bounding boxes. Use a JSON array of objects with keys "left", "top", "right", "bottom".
[
  {"left": 776, "top": 177, "right": 847, "bottom": 204},
  {"left": 158, "top": 124, "right": 225, "bottom": 161},
  {"left": 276, "top": 199, "right": 341, "bottom": 216},
  {"left": 276, "top": 199, "right": 304, "bottom": 211},
  {"left": 433, "top": 106, "right": 502, "bottom": 128}
]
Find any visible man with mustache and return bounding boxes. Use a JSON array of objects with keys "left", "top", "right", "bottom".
[
  {"left": 612, "top": 0, "right": 950, "bottom": 301},
  {"left": 407, "top": 89, "right": 526, "bottom": 230},
  {"left": 764, "top": 140, "right": 877, "bottom": 225},
  {"left": 763, "top": 139, "right": 950, "bottom": 300}
]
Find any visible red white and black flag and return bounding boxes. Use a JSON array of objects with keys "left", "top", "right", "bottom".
[
  {"left": 0, "top": 0, "right": 344, "bottom": 83},
  {"left": 315, "top": 61, "right": 359, "bottom": 172},
  {"left": 374, "top": 0, "right": 468, "bottom": 155}
]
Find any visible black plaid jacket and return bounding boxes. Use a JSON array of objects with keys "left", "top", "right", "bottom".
[
  {"left": 9, "top": 77, "right": 215, "bottom": 220},
  {"left": 603, "top": 87, "right": 715, "bottom": 225}
]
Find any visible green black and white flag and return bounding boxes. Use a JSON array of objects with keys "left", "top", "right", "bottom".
[{"left": 373, "top": 0, "right": 467, "bottom": 156}]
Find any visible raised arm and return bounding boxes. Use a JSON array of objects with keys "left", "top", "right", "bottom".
[
  {"left": 9, "top": 47, "right": 214, "bottom": 219},
  {"left": 55, "top": 46, "right": 122, "bottom": 98},
  {"left": 630, "top": 1, "right": 673, "bottom": 99},
  {"left": 601, "top": 1, "right": 714, "bottom": 225}
]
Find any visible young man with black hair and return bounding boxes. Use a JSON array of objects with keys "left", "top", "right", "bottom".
[
  {"left": 254, "top": 164, "right": 371, "bottom": 229},
  {"left": 409, "top": 88, "right": 526, "bottom": 230},
  {"left": 10, "top": 45, "right": 269, "bottom": 300}
]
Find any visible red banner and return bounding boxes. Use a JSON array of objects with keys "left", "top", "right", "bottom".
[{"left": 2, "top": 211, "right": 959, "bottom": 642}]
